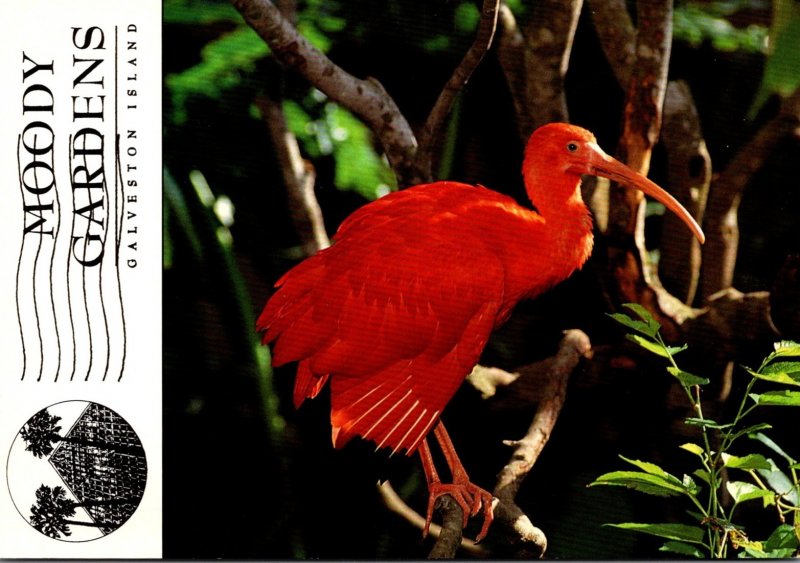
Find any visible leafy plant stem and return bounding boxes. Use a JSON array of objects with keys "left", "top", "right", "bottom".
[{"left": 656, "top": 332, "right": 722, "bottom": 554}]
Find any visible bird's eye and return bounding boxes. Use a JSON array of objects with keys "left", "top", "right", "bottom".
[{"left": 566, "top": 142, "right": 579, "bottom": 152}]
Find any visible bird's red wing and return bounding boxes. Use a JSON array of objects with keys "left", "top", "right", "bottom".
[{"left": 257, "top": 184, "right": 506, "bottom": 455}]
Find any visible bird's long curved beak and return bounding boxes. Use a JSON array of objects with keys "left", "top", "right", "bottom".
[{"left": 574, "top": 143, "right": 705, "bottom": 244}]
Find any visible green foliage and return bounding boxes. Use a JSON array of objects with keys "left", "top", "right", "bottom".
[
  {"left": 281, "top": 92, "right": 396, "bottom": 200},
  {"left": 166, "top": 26, "right": 269, "bottom": 125},
  {"left": 589, "top": 306, "right": 800, "bottom": 558},
  {"left": 164, "top": 0, "right": 241, "bottom": 24},
  {"left": 674, "top": 2, "right": 768, "bottom": 53},
  {"left": 749, "top": 0, "right": 800, "bottom": 116}
]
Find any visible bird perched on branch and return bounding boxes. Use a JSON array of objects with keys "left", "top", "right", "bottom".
[{"left": 258, "top": 122, "right": 704, "bottom": 542}]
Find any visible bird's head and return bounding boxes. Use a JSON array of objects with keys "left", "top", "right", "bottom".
[{"left": 523, "top": 122, "right": 705, "bottom": 244}]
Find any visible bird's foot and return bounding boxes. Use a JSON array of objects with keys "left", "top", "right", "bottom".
[{"left": 423, "top": 480, "right": 494, "bottom": 543}]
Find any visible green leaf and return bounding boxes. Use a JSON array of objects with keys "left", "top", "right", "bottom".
[
  {"left": 722, "top": 453, "right": 772, "bottom": 470},
  {"left": 605, "top": 522, "right": 705, "bottom": 544},
  {"left": 686, "top": 509, "right": 706, "bottom": 523},
  {"left": 685, "top": 417, "right": 732, "bottom": 429},
  {"left": 682, "top": 474, "right": 700, "bottom": 495},
  {"left": 681, "top": 443, "right": 705, "bottom": 457},
  {"left": 619, "top": 456, "right": 675, "bottom": 479},
  {"left": 608, "top": 313, "right": 656, "bottom": 338},
  {"left": 693, "top": 469, "right": 711, "bottom": 485},
  {"left": 325, "top": 104, "right": 397, "bottom": 200},
  {"left": 761, "top": 360, "right": 800, "bottom": 376},
  {"left": 760, "top": 548, "right": 798, "bottom": 558},
  {"left": 454, "top": 2, "right": 480, "bottom": 33},
  {"left": 726, "top": 481, "right": 775, "bottom": 504},
  {"left": 769, "top": 340, "right": 800, "bottom": 359},
  {"left": 756, "top": 458, "right": 799, "bottom": 506},
  {"left": 765, "top": 524, "right": 800, "bottom": 552},
  {"left": 164, "top": 0, "right": 241, "bottom": 24},
  {"left": 297, "top": 20, "right": 332, "bottom": 52},
  {"left": 626, "top": 334, "right": 670, "bottom": 357},
  {"left": 742, "top": 545, "right": 769, "bottom": 558},
  {"left": 747, "top": 366, "right": 800, "bottom": 387},
  {"left": 589, "top": 471, "right": 687, "bottom": 497},
  {"left": 659, "top": 540, "right": 705, "bottom": 558},
  {"left": 674, "top": 3, "right": 768, "bottom": 54},
  {"left": 749, "top": 432, "right": 798, "bottom": 465},
  {"left": 749, "top": 1, "right": 800, "bottom": 116},
  {"left": 726, "top": 422, "right": 773, "bottom": 444},
  {"left": 751, "top": 390, "right": 800, "bottom": 406},
  {"left": 623, "top": 303, "right": 661, "bottom": 334},
  {"left": 667, "top": 367, "right": 710, "bottom": 387},
  {"left": 166, "top": 26, "right": 269, "bottom": 125}
]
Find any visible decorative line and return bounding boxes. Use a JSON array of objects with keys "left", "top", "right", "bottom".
[
  {"left": 115, "top": 135, "right": 128, "bottom": 382},
  {"left": 113, "top": 26, "right": 128, "bottom": 382},
  {"left": 49, "top": 131, "right": 62, "bottom": 382},
  {"left": 15, "top": 135, "right": 28, "bottom": 381}
]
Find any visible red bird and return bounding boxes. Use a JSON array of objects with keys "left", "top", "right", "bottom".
[{"left": 258, "top": 123, "right": 704, "bottom": 541}]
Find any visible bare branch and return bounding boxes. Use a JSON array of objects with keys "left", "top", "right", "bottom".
[
  {"left": 684, "top": 288, "right": 780, "bottom": 363},
  {"left": 599, "top": 1, "right": 685, "bottom": 336},
  {"left": 413, "top": 0, "right": 500, "bottom": 184},
  {"left": 491, "top": 329, "right": 592, "bottom": 557},
  {"left": 466, "top": 364, "right": 520, "bottom": 400},
  {"left": 256, "top": 95, "right": 329, "bottom": 256},
  {"left": 586, "top": 0, "right": 635, "bottom": 88},
  {"left": 231, "top": 0, "right": 418, "bottom": 186},
  {"left": 660, "top": 80, "right": 711, "bottom": 304},
  {"left": 376, "top": 482, "right": 487, "bottom": 557},
  {"left": 496, "top": 0, "right": 583, "bottom": 139},
  {"left": 496, "top": 3, "right": 529, "bottom": 142},
  {"left": 700, "top": 87, "right": 800, "bottom": 301},
  {"left": 606, "top": 0, "right": 672, "bottom": 251},
  {"left": 428, "top": 495, "right": 469, "bottom": 559}
]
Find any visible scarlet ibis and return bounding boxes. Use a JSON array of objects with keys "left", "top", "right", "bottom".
[{"left": 258, "top": 123, "right": 704, "bottom": 541}]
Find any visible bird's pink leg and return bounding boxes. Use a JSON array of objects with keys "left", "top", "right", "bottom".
[{"left": 418, "top": 421, "right": 495, "bottom": 542}]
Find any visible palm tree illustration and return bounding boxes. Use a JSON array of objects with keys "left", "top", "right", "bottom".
[
  {"left": 29, "top": 485, "right": 131, "bottom": 538},
  {"left": 19, "top": 408, "right": 144, "bottom": 458}
]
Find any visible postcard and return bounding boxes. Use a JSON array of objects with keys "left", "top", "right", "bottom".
[{"left": 1, "top": 0, "right": 161, "bottom": 558}]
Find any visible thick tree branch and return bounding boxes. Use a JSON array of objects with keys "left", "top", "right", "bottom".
[
  {"left": 496, "top": 0, "right": 583, "bottom": 139},
  {"left": 700, "top": 86, "right": 800, "bottom": 301},
  {"left": 614, "top": 0, "right": 673, "bottom": 220},
  {"left": 586, "top": 0, "right": 635, "bottom": 88},
  {"left": 428, "top": 495, "right": 470, "bottom": 559},
  {"left": 496, "top": 3, "right": 529, "bottom": 143},
  {"left": 231, "top": 0, "right": 418, "bottom": 186},
  {"left": 684, "top": 288, "right": 780, "bottom": 367},
  {"left": 660, "top": 80, "right": 711, "bottom": 304},
  {"left": 413, "top": 0, "right": 500, "bottom": 184},
  {"left": 597, "top": 0, "right": 691, "bottom": 338},
  {"left": 376, "top": 482, "right": 487, "bottom": 557}
]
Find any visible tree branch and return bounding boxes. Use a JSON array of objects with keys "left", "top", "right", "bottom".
[
  {"left": 376, "top": 482, "right": 487, "bottom": 557},
  {"left": 659, "top": 80, "right": 711, "bottom": 304},
  {"left": 596, "top": 0, "right": 693, "bottom": 338},
  {"left": 496, "top": 0, "right": 583, "bottom": 139},
  {"left": 256, "top": 95, "right": 329, "bottom": 256},
  {"left": 231, "top": 0, "right": 418, "bottom": 186},
  {"left": 491, "top": 329, "right": 592, "bottom": 557},
  {"left": 700, "top": 86, "right": 800, "bottom": 301},
  {"left": 586, "top": 0, "right": 635, "bottom": 88},
  {"left": 428, "top": 495, "right": 469, "bottom": 559},
  {"left": 496, "top": 3, "right": 529, "bottom": 142},
  {"left": 412, "top": 0, "right": 500, "bottom": 184}
]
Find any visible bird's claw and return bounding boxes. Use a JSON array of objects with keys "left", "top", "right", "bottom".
[{"left": 423, "top": 481, "right": 495, "bottom": 543}]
